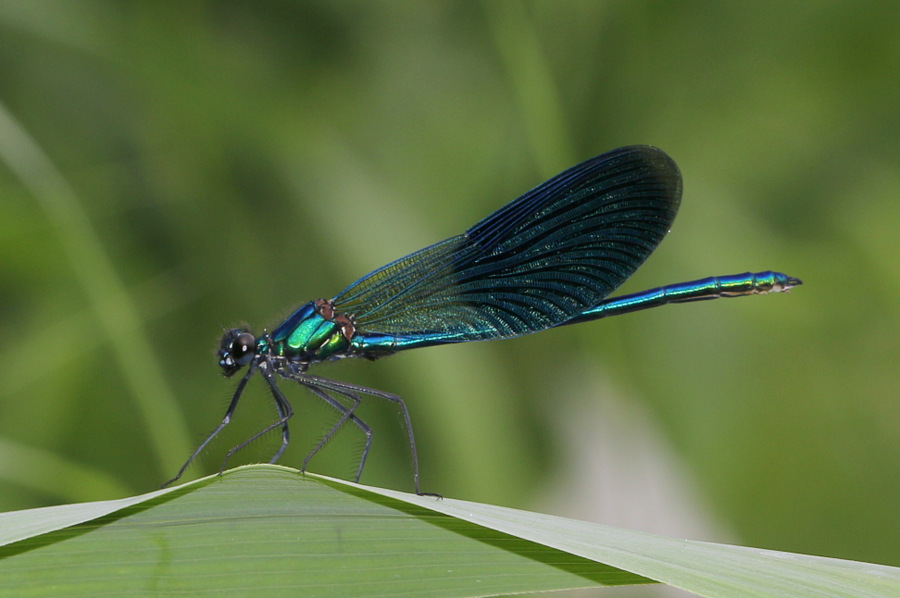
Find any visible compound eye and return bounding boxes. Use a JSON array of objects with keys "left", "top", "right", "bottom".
[
  {"left": 219, "top": 329, "right": 257, "bottom": 376},
  {"left": 231, "top": 332, "right": 257, "bottom": 362}
]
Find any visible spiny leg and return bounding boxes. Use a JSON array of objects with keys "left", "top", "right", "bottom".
[
  {"left": 268, "top": 367, "right": 293, "bottom": 464},
  {"left": 162, "top": 363, "right": 257, "bottom": 487},
  {"left": 300, "top": 373, "right": 433, "bottom": 496},
  {"left": 280, "top": 365, "right": 370, "bottom": 479},
  {"left": 220, "top": 361, "right": 294, "bottom": 474},
  {"left": 302, "top": 383, "right": 371, "bottom": 482}
]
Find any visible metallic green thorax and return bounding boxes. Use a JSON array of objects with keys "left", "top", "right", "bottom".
[{"left": 269, "top": 299, "right": 355, "bottom": 363}]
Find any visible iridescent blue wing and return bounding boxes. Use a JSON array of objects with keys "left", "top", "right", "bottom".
[{"left": 332, "top": 145, "right": 681, "bottom": 350}]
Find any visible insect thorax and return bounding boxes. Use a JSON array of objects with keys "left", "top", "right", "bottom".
[{"left": 269, "top": 299, "right": 356, "bottom": 363}]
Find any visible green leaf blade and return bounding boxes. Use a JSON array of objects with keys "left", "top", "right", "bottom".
[
  {"left": 0, "top": 465, "right": 896, "bottom": 597},
  {"left": 0, "top": 466, "right": 642, "bottom": 597}
]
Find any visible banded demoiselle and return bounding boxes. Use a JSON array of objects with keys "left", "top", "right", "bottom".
[{"left": 166, "top": 146, "right": 801, "bottom": 494}]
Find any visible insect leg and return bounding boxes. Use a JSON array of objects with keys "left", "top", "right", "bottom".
[
  {"left": 300, "top": 373, "right": 431, "bottom": 496},
  {"left": 301, "top": 383, "right": 371, "bottom": 483},
  {"left": 220, "top": 360, "right": 294, "bottom": 473},
  {"left": 162, "top": 362, "right": 257, "bottom": 487}
]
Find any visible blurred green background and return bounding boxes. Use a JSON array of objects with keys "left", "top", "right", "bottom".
[{"left": 0, "top": 0, "right": 897, "bottom": 580}]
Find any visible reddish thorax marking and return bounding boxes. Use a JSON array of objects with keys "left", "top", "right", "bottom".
[{"left": 314, "top": 298, "right": 356, "bottom": 341}]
